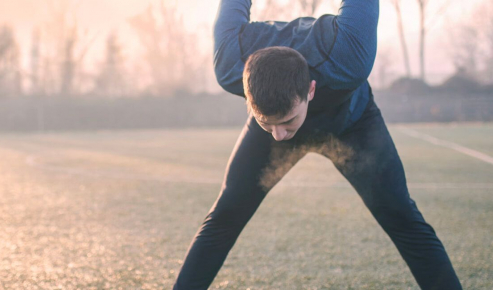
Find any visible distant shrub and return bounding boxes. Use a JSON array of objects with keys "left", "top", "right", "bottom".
[
  {"left": 388, "top": 77, "right": 431, "bottom": 95},
  {"left": 437, "top": 72, "right": 482, "bottom": 94},
  {"left": 482, "top": 84, "right": 493, "bottom": 94}
]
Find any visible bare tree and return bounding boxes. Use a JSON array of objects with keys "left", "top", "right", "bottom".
[
  {"left": 251, "top": 0, "right": 337, "bottom": 21},
  {"left": 481, "top": 1, "right": 493, "bottom": 83},
  {"left": 297, "top": 0, "right": 323, "bottom": 16},
  {"left": 417, "top": 0, "right": 427, "bottom": 81},
  {"left": 296, "top": 0, "right": 341, "bottom": 16},
  {"left": 129, "top": 1, "right": 206, "bottom": 96},
  {"left": 29, "top": 29, "right": 41, "bottom": 95},
  {"left": 447, "top": 0, "right": 493, "bottom": 84},
  {"left": 415, "top": 0, "right": 452, "bottom": 82},
  {"left": 374, "top": 46, "right": 395, "bottom": 89},
  {"left": 251, "top": 0, "right": 291, "bottom": 21},
  {"left": 60, "top": 26, "right": 76, "bottom": 96},
  {"left": 485, "top": 33, "right": 493, "bottom": 84},
  {"left": 39, "top": 0, "right": 97, "bottom": 96},
  {"left": 389, "top": 0, "right": 411, "bottom": 78},
  {"left": 94, "top": 31, "right": 128, "bottom": 97},
  {"left": 448, "top": 23, "right": 480, "bottom": 77},
  {"left": 0, "top": 25, "right": 22, "bottom": 97}
]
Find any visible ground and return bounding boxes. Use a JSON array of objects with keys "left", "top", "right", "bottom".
[{"left": 0, "top": 123, "right": 492, "bottom": 289}]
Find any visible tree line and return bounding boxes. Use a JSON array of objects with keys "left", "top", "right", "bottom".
[{"left": 0, "top": 0, "right": 492, "bottom": 99}]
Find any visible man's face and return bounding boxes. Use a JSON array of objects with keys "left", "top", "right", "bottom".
[{"left": 253, "top": 80, "right": 316, "bottom": 141}]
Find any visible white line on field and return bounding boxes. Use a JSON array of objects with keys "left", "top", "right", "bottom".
[
  {"left": 398, "top": 127, "right": 493, "bottom": 166},
  {"left": 25, "top": 155, "right": 493, "bottom": 189}
]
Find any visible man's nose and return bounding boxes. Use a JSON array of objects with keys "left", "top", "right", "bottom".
[{"left": 272, "top": 127, "right": 287, "bottom": 141}]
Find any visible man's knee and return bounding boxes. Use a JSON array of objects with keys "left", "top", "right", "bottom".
[
  {"left": 368, "top": 198, "right": 424, "bottom": 231},
  {"left": 206, "top": 206, "right": 248, "bottom": 228},
  {"left": 203, "top": 191, "right": 257, "bottom": 234}
]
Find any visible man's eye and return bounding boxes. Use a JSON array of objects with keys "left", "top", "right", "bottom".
[
  {"left": 259, "top": 123, "right": 270, "bottom": 132},
  {"left": 284, "top": 117, "right": 296, "bottom": 125}
]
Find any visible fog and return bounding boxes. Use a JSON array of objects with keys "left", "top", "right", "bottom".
[{"left": 0, "top": 0, "right": 492, "bottom": 131}]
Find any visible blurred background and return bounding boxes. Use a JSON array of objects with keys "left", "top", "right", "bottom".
[
  {"left": 0, "top": 0, "right": 492, "bottom": 131},
  {"left": 1, "top": 1, "right": 493, "bottom": 289}
]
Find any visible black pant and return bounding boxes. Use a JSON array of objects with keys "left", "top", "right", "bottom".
[{"left": 173, "top": 96, "right": 462, "bottom": 290}]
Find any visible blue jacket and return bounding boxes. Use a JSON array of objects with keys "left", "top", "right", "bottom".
[{"left": 213, "top": 0, "right": 379, "bottom": 131}]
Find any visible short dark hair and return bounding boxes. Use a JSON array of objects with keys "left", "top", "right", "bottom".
[{"left": 243, "top": 46, "right": 310, "bottom": 117}]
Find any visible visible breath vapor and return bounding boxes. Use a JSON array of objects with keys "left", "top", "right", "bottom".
[{"left": 259, "top": 134, "right": 357, "bottom": 192}]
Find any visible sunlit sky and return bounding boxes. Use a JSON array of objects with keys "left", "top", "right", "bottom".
[{"left": 0, "top": 0, "right": 490, "bottom": 89}]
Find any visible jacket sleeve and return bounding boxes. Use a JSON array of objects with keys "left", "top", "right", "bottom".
[
  {"left": 323, "top": 0, "right": 379, "bottom": 90},
  {"left": 213, "top": 0, "right": 252, "bottom": 96},
  {"left": 213, "top": 0, "right": 379, "bottom": 96}
]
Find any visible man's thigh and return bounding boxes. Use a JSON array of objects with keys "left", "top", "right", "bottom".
[
  {"left": 173, "top": 116, "right": 306, "bottom": 289},
  {"left": 209, "top": 114, "right": 306, "bottom": 222},
  {"left": 319, "top": 98, "right": 412, "bottom": 213},
  {"left": 321, "top": 99, "right": 463, "bottom": 290}
]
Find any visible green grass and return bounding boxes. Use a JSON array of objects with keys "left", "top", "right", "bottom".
[{"left": 0, "top": 123, "right": 492, "bottom": 289}]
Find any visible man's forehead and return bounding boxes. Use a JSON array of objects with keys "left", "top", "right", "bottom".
[
  {"left": 252, "top": 97, "right": 306, "bottom": 124},
  {"left": 255, "top": 106, "right": 298, "bottom": 124}
]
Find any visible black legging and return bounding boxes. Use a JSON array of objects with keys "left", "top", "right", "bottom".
[{"left": 173, "top": 96, "right": 462, "bottom": 290}]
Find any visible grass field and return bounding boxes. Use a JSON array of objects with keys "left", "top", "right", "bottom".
[{"left": 0, "top": 123, "right": 492, "bottom": 289}]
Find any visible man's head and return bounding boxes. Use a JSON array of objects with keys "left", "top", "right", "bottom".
[{"left": 243, "top": 46, "right": 316, "bottom": 141}]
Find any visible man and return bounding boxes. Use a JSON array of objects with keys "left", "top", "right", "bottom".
[{"left": 173, "top": 0, "right": 463, "bottom": 289}]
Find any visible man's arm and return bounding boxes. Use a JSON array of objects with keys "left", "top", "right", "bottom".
[
  {"left": 213, "top": 0, "right": 379, "bottom": 96},
  {"left": 213, "top": 0, "right": 252, "bottom": 96},
  {"left": 324, "top": 0, "right": 379, "bottom": 90}
]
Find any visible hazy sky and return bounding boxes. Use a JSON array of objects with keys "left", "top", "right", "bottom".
[{"left": 0, "top": 0, "right": 490, "bottom": 89}]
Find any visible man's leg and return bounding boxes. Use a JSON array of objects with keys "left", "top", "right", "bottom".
[
  {"left": 320, "top": 98, "right": 462, "bottom": 290},
  {"left": 173, "top": 115, "right": 306, "bottom": 290}
]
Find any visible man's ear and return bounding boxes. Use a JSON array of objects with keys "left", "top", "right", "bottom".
[{"left": 308, "top": 80, "right": 316, "bottom": 101}]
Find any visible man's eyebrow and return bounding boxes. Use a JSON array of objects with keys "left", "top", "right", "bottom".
[
  {"left": 281, "top": 116, "right": 296, "bottom": 124},
  {"left": 258, "top": 116, "right": 296, "bottom": 125}
]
